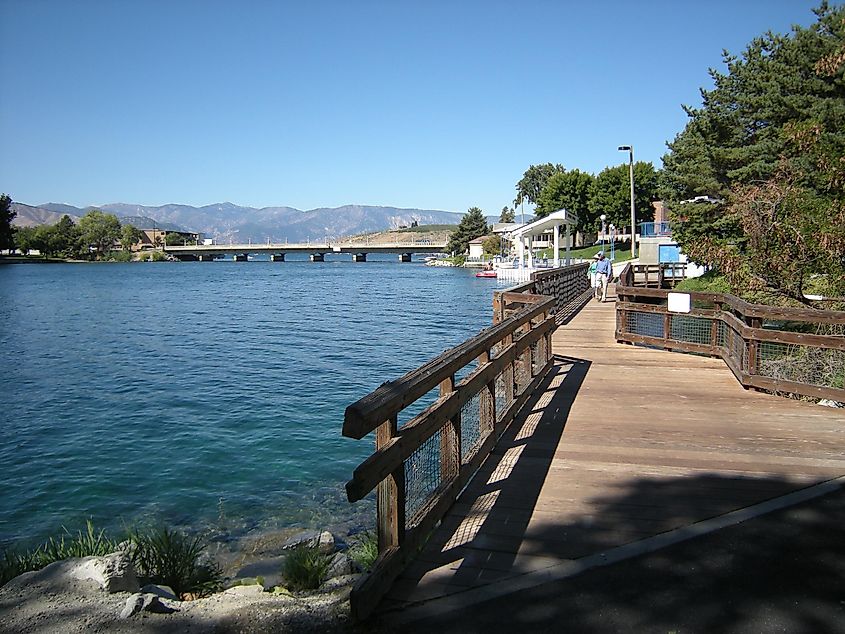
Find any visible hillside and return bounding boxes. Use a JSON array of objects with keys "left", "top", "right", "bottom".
[{"left": 11, "top": 201, "right": 465, "bottom": 243}]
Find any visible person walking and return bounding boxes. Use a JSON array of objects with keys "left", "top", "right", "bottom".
[
  {"left": 594, "top": 252, "right": 612, "bottom": 302},
  {"left": 588, "top": 253, "right": 599, "bottom": 294}
]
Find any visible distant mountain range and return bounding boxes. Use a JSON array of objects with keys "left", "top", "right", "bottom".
[{"left": 11, "top": 201, "right": 468, "bottom": 243}]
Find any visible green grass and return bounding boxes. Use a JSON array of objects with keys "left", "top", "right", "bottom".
[
  {"left": 282, "top": 545, "right": 333, "bottom": 591},
  {"left": 128, "top": 527, "right": 222, "bottom": 599},
  {"left": 674, "top": 270, "right": 732, "bottom": 294},
  {"left": 347, "top": 531, "right": 378, "bottom": 572},
  {"left": 1, "top": 521, "right": 222, "bottom": 598},
  {"left": 0, "top": 520, "right": 121, "bottom": 586}
]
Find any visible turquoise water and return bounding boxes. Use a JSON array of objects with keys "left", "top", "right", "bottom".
[{"left": 0, "top": 257, "right": 503, "bottom": 549}]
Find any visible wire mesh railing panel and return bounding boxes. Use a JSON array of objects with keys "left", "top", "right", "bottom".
[
  {"left": 495, "top": 365, "right": 514, "bottom": 422},
  {"left": 669, "top": 315, "right": 712, "bottom": 345},
  {"left": 404, "top": 423, "right": 455, "bottom": 524},
  {"left": 627, "top": 311, "right": 664, "bottom": 338},
  {"left": 716, "top": 320, "right": 727, "bottom": 348},
  {"left": 460, "top": 393, "right": 482, "bottom": 460},
  {"left": 758, "top": 341, "right": 845, "bottom": 391},
  {"left": 514, "top": 348, "right": 531, "bottom": 394}
]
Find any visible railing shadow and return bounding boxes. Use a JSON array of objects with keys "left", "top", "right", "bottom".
[{"left": 381, "top": 353, "right": 591, "bottom": 601}]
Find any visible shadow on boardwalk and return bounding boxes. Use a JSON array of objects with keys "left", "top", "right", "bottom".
[{"left": 362, "top": 353, "right": 845, "bottom": 633}]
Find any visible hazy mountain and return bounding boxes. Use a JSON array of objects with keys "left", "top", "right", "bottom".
[
  {"left": 10, "top": 202, "right": 70, "bottom": 227},
  {"left": 12, "top": 201, "right": 468, "bottom": 242}
]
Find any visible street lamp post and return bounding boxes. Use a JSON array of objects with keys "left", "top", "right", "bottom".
[
  {"left": 609, "top": 223, "right": 615, "bottom": 261},
  {"left": 600, "top": 214, "right": 607, "bottom": 254},
  {"left": 618, "top": 145, "right": 636, "bottom": 259}
]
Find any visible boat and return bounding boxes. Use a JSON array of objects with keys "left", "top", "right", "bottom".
[{"left": 475, "top": 270, "right": 497, "bottom": 278}]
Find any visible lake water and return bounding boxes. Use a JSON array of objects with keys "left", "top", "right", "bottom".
[{"left": 0, "top": 256, "right": 505, "bottom": 551}]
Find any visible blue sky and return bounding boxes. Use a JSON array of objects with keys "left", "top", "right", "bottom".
[{"left": 0, "top": 0, "right": 825, "bottom": 214}]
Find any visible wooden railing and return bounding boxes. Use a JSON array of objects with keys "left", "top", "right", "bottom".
[
  {"left": 617, "top": 262, "right": 688, "bottom": 289},
  {"left": 341, "top": 263, "right": 589, "bottom": 620},
  {"left": 616, "top": 264, "right": 845, "bottom": 403},
  {"left": 494, "top": 262, "right": 592, "bottom": 325}
]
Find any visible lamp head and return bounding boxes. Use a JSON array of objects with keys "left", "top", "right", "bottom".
[
  {"left": 618, "top": 145, "right": 631, "bottom": 151},
  {"left": 600, "top": 214, "right": 607, "bottom": 221}
]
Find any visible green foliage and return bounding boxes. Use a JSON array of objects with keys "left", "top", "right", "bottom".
[
  {"left": 0, "top": 520, "right": 121, "bottom": 586},
  {"left": 0, "top": 194, "right": 15, "bottom": 252},
  {"left": 446, "top": 207, "right": 489, "bottom": 255},
  {"left": 499, "top": 206, "right": 515, "bottom": 223},
  {"left": 164, "top": 232, "right": 185, "bottom": 246},
  {"left": 481, "top": 234, "right": 501, "bottom": 256},
  {"left": 282, "top": 545, "right": 332, "bottom": 591},
  {"left": 589, "top": 162, "right": 659, "bottom": 231},
  {"left": 674, "top": 270, "right": 732, "bottom": 294},
  {"left": 79, "top": 209, "right": 121, "bottom": 258},
  {"left": 535, "top": 169, "right": 594, "bottom": 226},
  {"left": 128, "top": 527, "right": 222, "bottom": 599},
  {"left": 514, "top": 163, "right": 565, "bottom": 207},
  {"left": 661, "top": 3, "right": 845, "bottom": 303},
  {"left": 121, "top": 224, "right": 144, "bottom": 251},
  {"left": 347, "top": 532, "right": 378, "bottom": 572},
  {"left": 107, "top": 250, "right": 134, "bottom": 262}
]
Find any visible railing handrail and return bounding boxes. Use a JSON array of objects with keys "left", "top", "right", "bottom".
[
  {"left": 342, "top": 262, "right": 592, "bottom": 621},
  {"left": 616, "top": 263, "right": 845, "bottom": 402}
]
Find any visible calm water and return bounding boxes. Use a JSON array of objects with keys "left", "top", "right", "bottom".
[{"left": 0, "top": 257, "right": 504, "bottom": 549}]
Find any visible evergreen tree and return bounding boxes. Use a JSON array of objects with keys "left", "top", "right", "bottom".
[
  {"left": 447, "top": 207, "right": 489, "bottom": 256},
  {"left": 499, "top": 206, "right": 515, "bottom": 223},
  {"left": 660, "top": 2, "right": 845, "bottom": 303},
  {"left": 0, "top": 194, "right": 16, "bottom": 252}
]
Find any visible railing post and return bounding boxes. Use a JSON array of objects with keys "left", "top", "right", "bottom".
[
  {"left": 746, "top": 317, "right": 762, "bottom": 377},
  {"left": 439, "top": 375, "right": 461, "bottom": 478},
  {"left": 376, "top": 415, "right": 405, "bottom": 552},
  {"left": 477, "top": 350, "right": 495, "bottom": 438}
]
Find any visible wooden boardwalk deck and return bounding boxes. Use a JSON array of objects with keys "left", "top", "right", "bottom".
[{"left": 379, "top": 287, "right": 845, "bottom": 614}]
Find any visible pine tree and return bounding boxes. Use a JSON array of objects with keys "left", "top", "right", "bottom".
[{"left": 447, "top": 207, "right": 489, "bottom": 256}]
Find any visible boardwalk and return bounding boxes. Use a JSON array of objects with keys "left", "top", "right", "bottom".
[{"left": 378, "top": 286, "right": 845, "bottom": 620}]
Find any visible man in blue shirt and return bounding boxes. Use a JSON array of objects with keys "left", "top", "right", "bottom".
[{"left": 594, "top": 252, "right": 612, "bottom": 302}]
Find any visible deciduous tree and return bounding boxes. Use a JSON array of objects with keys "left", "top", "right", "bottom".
[
  {"left": 78, "top": 209, "right": 121, "bottom": 258},
  {"left": 0, "top": 194, "right": 16, "bottom": 252},
  {"left": 514, "top": 163, "right": 565, "bottom": 208},
  {"left": 121, "top": 224, "right": 144, "bottom": 251},
  {"left": 589, "top": 162, "right": 658, "bottom": 232}
]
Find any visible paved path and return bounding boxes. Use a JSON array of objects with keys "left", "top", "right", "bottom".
[{"left": 376, "top": 287, "right": 845, "bottom": 624}]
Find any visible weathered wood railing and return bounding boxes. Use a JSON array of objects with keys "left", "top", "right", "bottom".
[
  {"left": 494, "top": 262, "right": 592, "bottom": 324},
  {"left": 616, "top": 264, "right": 845, "bottom": 403},
  {"left": 618, "top": 262, "right": 688, "bottom": 289},
  {"left": 341, "top": 262, "right": 589, "bottom": 620}
]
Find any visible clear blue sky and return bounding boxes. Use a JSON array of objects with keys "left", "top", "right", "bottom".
[{"left": 0, "top": 0, "right": 825, "bottom": 214}]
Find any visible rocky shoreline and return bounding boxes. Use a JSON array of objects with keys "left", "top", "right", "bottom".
[{"left": 0, "top": 529, "right": 367, "bottom": 633}]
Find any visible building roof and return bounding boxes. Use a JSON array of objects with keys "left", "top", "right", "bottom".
[{"left": 508, "top": 209, "right": 578, "bottom": 239}]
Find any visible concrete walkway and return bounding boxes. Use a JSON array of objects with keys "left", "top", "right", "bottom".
[{"left": 375, "top": 286, "right": 845, "bottom": 627}]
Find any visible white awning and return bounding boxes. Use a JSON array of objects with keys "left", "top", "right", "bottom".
[{"left": 507, "top": 209, "right": 578, "bottom": 239}]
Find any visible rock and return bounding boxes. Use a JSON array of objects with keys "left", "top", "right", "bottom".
[
  {"left": 325, "top": 552, "right": 352, "bottom": 580},
  {"left": 233, "top": 555, "right": 285, "bottom": 589},
  {"left": 119, "top": 592, "right": 178, "bottom": 618},
  {"left": 281, "top": 530, "right": 334, "bottom": 553},
  {"left": 818, "top": 399, "right": 843, "bottom": 408},
  {"left": 319, "top": 574, "right": 361, "bottom": 592},
  {"left": 71, "top": 551, "right": 139, "bottom": 593},
  {"left": 140, "top": 583, "right": 178, "bottom": 601}
]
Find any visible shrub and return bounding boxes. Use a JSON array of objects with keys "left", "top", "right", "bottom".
[
  {"left": 347, "top": 531, "right": 378, "bottom": 572},
  {"left": 128, "top": 527, "right": 222, "bottom": 599},
  {"left": 282, "top": 545, "right": 332, "bottom": 591}
]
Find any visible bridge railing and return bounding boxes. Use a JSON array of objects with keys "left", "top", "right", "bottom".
[
  {"left": 616, "top": 264, "right": 845, "bottom": 403},
  {"left": 494, "top": 262, "right": 591, "bottom": 325},
  {"left": 341, "top": 262, "right": 588, "bottom": 620}
]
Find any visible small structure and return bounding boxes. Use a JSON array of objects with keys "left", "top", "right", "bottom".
[{"left": 507, "top": 208, "right": 578, "bottom": 269}]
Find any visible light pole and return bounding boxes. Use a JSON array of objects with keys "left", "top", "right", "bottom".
[
  {"left": 600, "top": 214, "right": 607, "bottom": 254},
  {"left": 618, "top": 145, "right": 636, "bottom": 258},
  {"left": 609, "top": 223, "right": 615, "bottom": 261}
]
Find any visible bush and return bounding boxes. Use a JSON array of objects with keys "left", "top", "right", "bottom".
[
  {"left": 282, "top": 545, "right": 333, "bottom": 591},
  {"left": 674, "top": 270, "right": 732, "bottom": 295},
  {"left": 106, "top": 250, "right": 133, "bottom": 262},
  {"left": 128, "top": 527, "right": 221, "bottom": 599},
  {"left": 347, "top": 531, "right": 378, "bottom": 572}
]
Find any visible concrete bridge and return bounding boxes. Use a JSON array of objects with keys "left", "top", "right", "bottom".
[{"left": 164, "top": 240, "right": 448, "bottom": 262}]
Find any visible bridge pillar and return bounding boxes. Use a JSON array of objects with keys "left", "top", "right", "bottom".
[
  {"left": 198, "top": 254, "right": 216, "bottom": 262},
  {"left": 310, "top": 253, "right": 325, "bottom": 262},
  {"left": 399, "top": 253, "right": 412, "bottom": 263},
  {"left": 271, "top": 253, "right": 285, "bottom": 262},
  {"left": 234, "top": 254, "right": 248, "bottom": 262},
  {"left": 353, "top": 253, "right": 367, "bottom": 262}
]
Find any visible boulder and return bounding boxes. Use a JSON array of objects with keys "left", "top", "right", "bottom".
[
  {"left": 281, "top": 530, "right": 335, "bottom": 553},
  {"left": 119, "top": 592, "right": 178, "bottom": 618},
  {"left": 325, "top": 552, "right": 352, "bottom": 580},
  {"left": 140, "top": 583, "right": 179, "bottom": 601},
  {"left": 71, "top": 551, "right": 139, "bottom": 593}
]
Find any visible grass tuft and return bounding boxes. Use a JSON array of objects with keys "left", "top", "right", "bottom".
[
  {"left": 347, "top": 531, "right": 378, "bottom": 572},
  {"left": 282, "top": 545, "right": 333, "bottom": 591}
]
